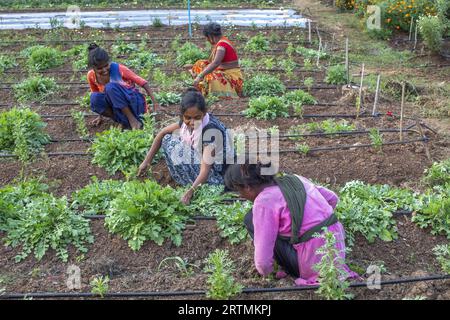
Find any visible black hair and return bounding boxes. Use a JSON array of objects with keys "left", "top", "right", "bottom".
[
  {"left": 180, "top": 87, "right": 207, "bottom": 115},
  {"left": 203, "top": 22, "right": 222, "bottom": 38},
  {"left": 224, "top": 160, "right": 275, "bottom": 191},
  {"left": 88, "top": 43, "right": 110, "bottom": 68}
]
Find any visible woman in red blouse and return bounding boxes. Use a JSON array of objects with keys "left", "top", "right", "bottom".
[
  {"left": 189, "top": 22, "right": 243, "bottom": 98},
  {"left": 86, "top": 44, "right": 158, "bottom": 130}
]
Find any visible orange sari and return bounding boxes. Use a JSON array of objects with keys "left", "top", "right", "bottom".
[{"left": 191, "top": 37, "right": 243, "bottom": 98}]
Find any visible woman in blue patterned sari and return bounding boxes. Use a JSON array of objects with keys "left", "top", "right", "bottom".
[{"left": 138, "top": 88, "right": 232, "bottom": 204}]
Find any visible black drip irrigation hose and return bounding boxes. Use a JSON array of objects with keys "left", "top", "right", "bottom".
[
  {"left": 0, "top": 133, "right": 427, "bottom": 159},
  {"left": 47, "top": 127, "right": 418, "bottom": 144},
  {"left": 253, "top": 137, "right": 429, "bottom": 155},
  {"left": 1, "top": 274, "right": 448, "bottom": 299}
]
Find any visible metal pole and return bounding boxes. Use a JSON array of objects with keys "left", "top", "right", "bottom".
[{"left": 188, "top": 0, "right": 192, "bottom": 38}]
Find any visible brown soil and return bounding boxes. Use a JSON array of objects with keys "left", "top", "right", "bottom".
[{"left": 0, "top": 11, "right": 449, "bottom": 300}]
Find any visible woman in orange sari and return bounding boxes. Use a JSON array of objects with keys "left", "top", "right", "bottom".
[{"left": 190, "top": 22, "right": 243, "bottom": 98}]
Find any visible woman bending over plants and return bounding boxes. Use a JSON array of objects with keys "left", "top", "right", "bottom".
[
  {"left": 86, "top": 43, "right": 158, "bottom": 130},
  {"left": 187, "top": 22, "right": 243, "bottom": 99},
  {"left": 224, "top": 161, "right": 358, "bottom": 285},
  {"left": 138, "top": 88, "right": 233, "bottom": 204}
]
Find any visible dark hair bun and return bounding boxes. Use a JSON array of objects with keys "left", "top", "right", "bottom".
[
  {"left": 186, "top": 87, "right": 201, "bottom": 93},
  {"left": 88, "top": 43, "right": 99, "bottom": 52}
]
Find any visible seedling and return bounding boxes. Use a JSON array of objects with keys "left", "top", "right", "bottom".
[
  {"left": 90, "top": 276, "right": 109, "bottom": 298},
  {"left": 71, "top": 110, "right": 89, "bottom": 139},
  {"left": 158, "top": 256, "right": 198, "bottom": 277},
  {"left": 369, "top": 128, "right": 383, "bottom": 151},
  {"left": 296, "top": 143, "right": 310, "bottom": 155}
]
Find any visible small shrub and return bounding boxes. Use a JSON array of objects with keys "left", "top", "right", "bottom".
[
  {"left": 71, "top": 110, "right": 89, "bottom": 139},
  {"left": 433, "top": 244, "right": 450, "bottom": 274},
  {"left": 0, "top": 107, "right": 50, "bottom": 161},
  {"left": 175, "top": 42, "right": 208, "bottom": 67},
  {"left": 325, "top": 65, "right": 347, "bottom": 85},
  {"left": 14, "top": 76, "right": 58, "bottom": 102},
  {"left": 21, "top": 45, "right": 64, "bottom": 71},
  {"left": 154, "top": 92, "right": 182, "bottom": 106},
  {"left": 418, "top": 15, "right": 445, "bottom": 53},
  {"left": 243, "top": 74, "right": 285, "bottom": 97},
  {"left": 423, "top": 159, "right": 450, "bottom": 187},
  {"left": 105, "top": 180, "right": 189, "bottom": 251},
  {"left": 216, "top": 201, "right": 252, "bottom": 244},
  {"left": 90, "top": 114, "right": 155, "bottom": 175},
  {"left": 0, "top": 55, "right": 17, "bottom": 74},
  {"left": 204, "top": 249, "right": 243, "bottom": 300},
  {"left": 244, "top": 34, "right": 269, "bottom": 53},
  {"left": 244, "top": 96, "right": 288, "bottom": 120},
  {"left": 90, "top": 276, "right": 109, "bottom": 298}
]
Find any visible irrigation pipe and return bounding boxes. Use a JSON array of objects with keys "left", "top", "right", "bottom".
[
  {"left": 47, "top": 127, "right": 418, "bottom": 144},
  {"left": 247, "top": 137, "right": 429, "bottom": 155},
  {"left": 0, "top": 137, "right": 428, "bottom": 159},
  {"left": 1, "top": 274, "right": 448, "bottom": 299}
]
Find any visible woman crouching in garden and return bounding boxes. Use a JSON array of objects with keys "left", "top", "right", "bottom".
[
  {"left": 224, "top": 161, "right": 358, "bottom": 285},
  {"left": 87, "top": 43, "right": 158, "bottom": 130},
  {"left": 138, "top": 88, "right": 232, "bottom": 204}
]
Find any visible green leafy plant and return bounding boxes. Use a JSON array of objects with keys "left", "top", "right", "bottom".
[
  {"left": 0, "top": 107, "right": 50, "bottom": 161},
  {"left": 243, "top": 74, "right": 285, "bottom": 97},
  {"left": 154, "top": 91, "right": 182, "bottom": 106},
  {"left": 152, "top": 68, "right": 176, "bottom": 90},
  {"left": 296, "top": 46, "right": 327, "bottom": 60},
  {"left": 20, "top": 45, "right": 64, "bottom": 71},
  {"left": 158, "top": 256, "right": 198, "bottom": 277},
  {"left": 325, "top": 65, "right": 347, "bottom": 85},
  {"left": 303, "top": 58, "right": 314, "bottom": 71},
  {"left": 90, "top": 114, "right": 155, "bottom": 175},
  {"left": 433, "top": 244, "right": 450, "bottom": 274},
  {"left": 261, "top": 57, "right": 275, "bottom": 69},
  {"left": 175, "top": 42, "right": 208, "bottom": 67},
  {"left": 336, "top": 180, "right": 422, "bottom": 246},
  {"left": 244, "top": 96, "right": 288, "bottom": 120},
  {"left": 313, "top": 230, "right": 353, "bottom": 300},
  {"left": 283, "top": 89, "right": 317, "bottom": 115},
  {"left": 244, "top": 34, "right": 269, "bottom": 53},
  {"left": 76, "top": 92, "right": 91, "bottom": 109},
  {"left": 286, "top": 42, "right": 295, "bottom": 56},
  {"left": 90, "top": 275, "right": 109, "bottom": 298},
  {"left": 288, "top": 119, "right": 356, "bottom": 138},
  {"left": 412, "top": 185, "right": 450, "bottom": 238},
  {"left": 71, "top": 110, "right": 89, "bottom": 139},
  {"left": 0, "top": 55, "right": 17, "bottom": 74},
  {"left": 204, "top": 249, "right": 243, "bottom": 300},
  {"left": 304, "top": 77, "right": 314, "bottom": 92},
  {"left": 418, "top": 15, "right": 445, "bottom": 53},
  {"left": 0, "top": 179, "right": 49, "bottom": 231},
  {"left": 369, "top": 128, "right": 383, "bottom": 150},
  {"left": 126, "top": 51, "right": 165, "bottom": 76},
  {"left": 111, "top": 41, "right": 138, "bottom": 56},
  {"left": 278, "top": 58, "right": 296, "bottom": 79},
  {"left": 105, "top": 180, "right": 189, "bottom": 251},
  {"left": 216, "top": 201, "right": 252, "bottom": 244},
  {"left": 423, "top": 159, "right": 450, "bottom": 187},
  {"left": 71, "top": 177, "right": 123, "bottom": 215},
  {"left": 14, "top": 76, "right": 58, "bottom": 102},
  {"left": 186, "top": 184, "right": 227, "bottom": 217},
  {"left": 3, "top": 193, "right": 93, "bottom": 262},
  {"left": 296, "top": 143, "right": 311, "bottom": 155},
  {"left": 152, "top": 17, "right": 163, "bottom": 27}
]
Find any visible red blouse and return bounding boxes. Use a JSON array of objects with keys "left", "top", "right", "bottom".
[{"left": 217, "top": 40, "right": 238, "bottom": 63}]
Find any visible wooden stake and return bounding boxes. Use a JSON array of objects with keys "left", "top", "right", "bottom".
[
  {"left": 414, "top": 24, "right": 418, "bottom": 51},
  {"left": 357, "top": 63, "right": 365, "bottom": 119},
  {"left": 409, "top": 18, "right": 414, "bottom": 41},
  {"left": 345, "top": 37, "right": 349, "bottom": 86},
  {"left": 372, "top": 74, "right": 381, "bottom": 116},
  {"left": 316, "top": 37, "right": 322, "bottom": 67},
  {"left": 400, "top": 82, "right": 405, "bottom": 142},
  {"left": 416, "top": 119, "right": 432, "bottom": 162},
  {"left": 308, "top": 20, "right": 312, "bottom": 44}
]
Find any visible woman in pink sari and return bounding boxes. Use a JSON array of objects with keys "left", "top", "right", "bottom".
[{"left": 224, "top": 162, "right": 358, "bottom": 285}]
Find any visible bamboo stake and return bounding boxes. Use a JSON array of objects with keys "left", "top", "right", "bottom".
[
  {"left": 416, "top": 119, "right": 432, "bottom": 162},
  {"left": 414, "top": 24, "right": 418, "bottom": 51},
  {"left": 316, "top": 37, "right": 322, "bottom": 67},
  {"left": 372, "top": 74, "right": 381, "bottom": 116},
  {"left": 400, "top": 82, "right": 405, "bottom": 141},
  {"left": 357, "top": 63, "right": 365, "bottom": 119},
  {"left": 308, "top": 20, "right": 312, "bottom": 44},
  {"left": 345, "top": 37, "right": 349, "bottom": 86},
  {"left": 409, "top": 18, "right": 414, "bottom": 41}
]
